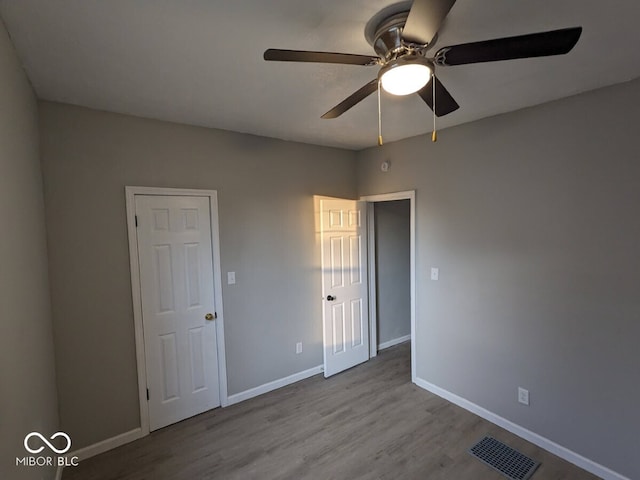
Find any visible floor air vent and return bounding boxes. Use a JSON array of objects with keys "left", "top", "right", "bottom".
[{"left": 468, "top": 436, "right": 540, "bottom": 480}]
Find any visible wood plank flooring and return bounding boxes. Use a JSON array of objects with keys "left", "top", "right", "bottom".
[{"left": 63, "top": 343, "right": 599, "bottom": 479}]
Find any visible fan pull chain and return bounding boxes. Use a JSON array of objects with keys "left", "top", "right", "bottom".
[
  {"left": 432, "top": 75, "right": 437, "bottom": 142},
  {"left": 377, "top": 80, "right": 383, "bottom": 146}
]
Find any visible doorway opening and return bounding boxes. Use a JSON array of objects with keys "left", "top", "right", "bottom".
[
  {"left": 373, "top": 200, "right": 411, "bottom": 347},
  {"left": 317, "top": 192, "right": 415, "bottom": 380},
  {"left": 362, "top": 191, "right": 416, "bottom": 382}
]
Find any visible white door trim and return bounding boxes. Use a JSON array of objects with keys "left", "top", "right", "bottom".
[
  {"left": 365, "top": 203, "right": 378, "bottom": 359},
  {"left": 125, "top": 186, "right": 229, "bottom": 437},
  {"left": 360, "top": 191, "right": 416, "bottom": 383}
]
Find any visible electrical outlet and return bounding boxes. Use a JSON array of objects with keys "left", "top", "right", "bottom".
[
  {"left": 296, "top": 342, "right": 303, "bottom": 354},
  {"left": 227, "top": 271, "right": 236, "bottom": 285},
  {"left": 518, "top": 387, "right": 530, "bottom": 406}
]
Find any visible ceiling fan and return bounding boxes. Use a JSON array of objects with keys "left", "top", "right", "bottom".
[{"left": 263, "top": 0, "right": 582, "bottom": 141}]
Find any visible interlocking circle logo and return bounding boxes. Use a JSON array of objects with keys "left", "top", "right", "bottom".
[{"left": 24, "top": 432, "right": 72, "bottom": 455}]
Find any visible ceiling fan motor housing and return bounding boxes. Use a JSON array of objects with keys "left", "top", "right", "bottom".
[
  {"left": 372, "top": 12, "right": 411, "bottom": 61},
  {"left": 365, "top": 1, "right": 433, "bottom": 63}
]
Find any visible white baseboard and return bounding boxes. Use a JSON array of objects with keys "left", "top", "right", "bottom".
[
  {"left": 72, "top": 427, "right": 143, "bottom": 461},
  {"left": 414, "top": 377, "right": 630, "bottom": 480},
  {"left": 378, "top": 334, "right": 411, "bottom": 351},
  {"left": 227, "top": 365, "right": 323, "bottom": 406}
]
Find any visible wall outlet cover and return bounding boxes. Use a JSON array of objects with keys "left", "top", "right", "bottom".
[{"left": 518, "top": 387, "right": 530, "bottom": 406}]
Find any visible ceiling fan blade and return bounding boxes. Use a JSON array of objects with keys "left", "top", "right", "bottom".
[
  {"left": 264, "top": 49, "right": 378, "bottom": 66},
  {"left": 321, "top": 80, "right": 378, "bottom": 119},
  {"left": 434, "top": 27, "right": 582, "bottom": 66},
  {"left": 402, "top": 0, "right": 457, "bottom": 45},
  {"left": 417, "top": 76, "right": 459, "bottom": 117}
]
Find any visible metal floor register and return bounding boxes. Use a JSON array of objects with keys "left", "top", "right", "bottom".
[{"left": 468, "top": 436, "right": 540, "bottom": 480}]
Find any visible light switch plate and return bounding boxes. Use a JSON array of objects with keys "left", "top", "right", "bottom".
[
  {"left": 431, "top": 267, "right": 439, "bottom": 281},
  {"left": 227, "top": 271, "right": 236, "bottom": 285}
]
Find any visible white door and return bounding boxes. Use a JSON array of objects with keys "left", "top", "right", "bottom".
[
  {"left": 320, "top": 199, "right": 369, "bottom": 377},
  {"left": 135, "top": 195, "right": 220, "bottom": 431}
]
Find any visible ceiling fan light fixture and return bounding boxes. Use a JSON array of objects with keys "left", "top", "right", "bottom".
[{"left": 379, "top": 56, "right": 432, "bottom": 96}]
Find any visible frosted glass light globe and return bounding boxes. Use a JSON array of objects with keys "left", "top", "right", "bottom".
[{"left": 379, "top": 58, "right": 432, "bottom": 96}]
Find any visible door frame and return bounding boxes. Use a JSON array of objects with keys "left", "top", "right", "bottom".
[
  {"left": 360, "top": 190, "right": 416, "bottom": 383},
  {"left": 125, "top": 186, "right": 229, "bottom": 436}
]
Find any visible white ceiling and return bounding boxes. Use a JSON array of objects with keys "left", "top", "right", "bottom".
[{"left": 1, "top": 0, "right": 639, "bottom": 150}]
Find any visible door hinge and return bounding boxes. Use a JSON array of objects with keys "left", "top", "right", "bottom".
[
  {"left": 146, "top": 388, "right": 149, "bottom": 401},
  {"left": 135, "top": 215, "right": 139, "bottom": 227}
]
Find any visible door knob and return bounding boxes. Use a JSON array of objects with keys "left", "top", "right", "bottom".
[
  {"left": 205, "top": 313, "right": 215, "bottom": 321},
  {"left": 326, "top": 295, "right": 336, "bottom": 301}
]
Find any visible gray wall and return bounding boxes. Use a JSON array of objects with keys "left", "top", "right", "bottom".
[
  {"left": 357, "top": 79, "right": 640, "bottom": 479},
  {"left": 0, "top": 19, "right": 58, "bottom": 480},
  {"left": 374, "top": 200, "right": 411, "bottom": 346},
  {"left": 38, "top": 102, "right": 357, "bottom": 449}
]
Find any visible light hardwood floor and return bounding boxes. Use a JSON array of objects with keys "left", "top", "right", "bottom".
[{"left": 63, "top": 343, "right": 599, "bottom": 479}]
